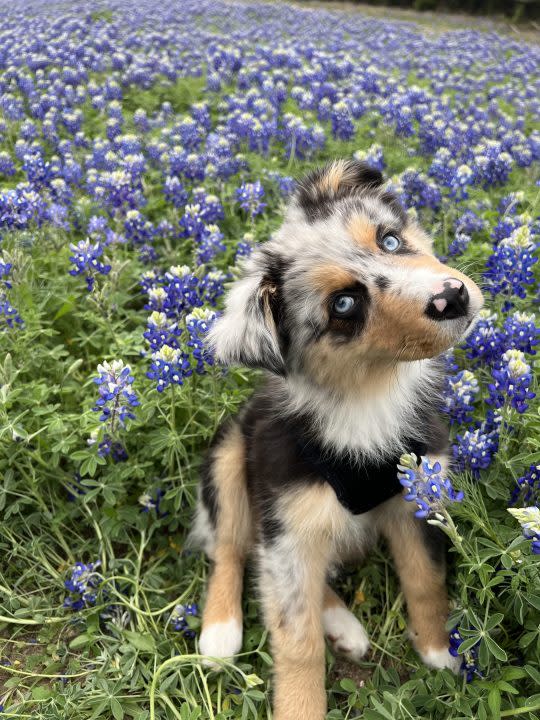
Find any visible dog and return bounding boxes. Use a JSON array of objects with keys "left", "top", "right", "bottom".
[{"left": 191, "top": 159, "right": 483, "bottom": 720}]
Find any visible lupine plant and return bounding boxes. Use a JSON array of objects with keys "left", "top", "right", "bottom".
[{"left": 0, "top": 1, "right": 539, "bottom": 718}]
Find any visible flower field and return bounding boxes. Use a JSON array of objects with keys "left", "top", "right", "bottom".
[{"left": 0, "top": 0, "right": 539, "bottom": 717}]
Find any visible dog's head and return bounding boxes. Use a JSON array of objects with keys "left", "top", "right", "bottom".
[{"left": 209, "top": 159, "right": 483, "bottom": 390}]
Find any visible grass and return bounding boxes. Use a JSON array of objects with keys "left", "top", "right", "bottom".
[{"left": 0, "top": 1, "right": 540, "bottom": 719}]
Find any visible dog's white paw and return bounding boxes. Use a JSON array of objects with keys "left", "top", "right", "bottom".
[
  {"left": 199, "top": 618, "right": 243, "bottom": 669},
  {"left": 323, "top": 605, "right": 370, "bottom": 663},
  {"left": 421, "top": 646, "right": 461, "bottom": 672}
]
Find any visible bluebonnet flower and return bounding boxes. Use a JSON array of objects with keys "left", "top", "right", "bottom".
[
  {"left": 463, "top": 310, "right": 503, "bottom": 366},
  {"left": 354, "top": 144, "right": 384, "bottom": 172},
  {"left": 498, "top": 191, "right": 524, "bottom": 215},
  {"left": 507, "top": 507, "right": 540, "bottom": 555},
  {"left": 442, "top": 370, "right": 479, "bottom": 425},
  {"left": 0, "top": 151, "right": 16, "bottom": 176},
  {"left": 397, "top": 454, "right": 464, "bottom": 519},
  {"left": 139, "top": 489, "right": 167, "bottom": 517},
  {"left": 236, "top": 181, "right": 266, "bottom": 218},
  {"left": 0, "top": 296, "right": 23, "bottom": 330},
  {"left": 170, "top": 603, "right": 198, "bottom": 639},
  {"left": 144, "top": 311, "right": 182, "bottom": 352},
  {"left": 448, "top": 232, "right": 471, "bottom": 257},
  {"left": 455, "top": 208, "right": 487, "bottom": 236},
  {"left": 509, "top": 464, "right": 540, "bottom": 507},
  {"left": 147, "top": 344, "right": 192, "bottom": 392},
  {"left": 235, "top": 233, "right": 255, "bottom": 261},
  {"left": 0, "top": 258, "right": 13, "bottom": 290},
  {"left": 449, "top": 627, "right": 482, "bottom": 682},
  {"left": 266, "top": 171, "right": 296, "bottom": 196},
  {"left": 196, "top": 224, "right": 226, "bottom": 264},
  {"left": 93, "top": 360, "right": 139, "bottom": 428},
  {"left": 484, "top": 225, "right": 538, "bottom": 300},
  {"left": 473, "top": 141, "right": 513, "bottom": 187},
  {"left": 488, "top": 349, "right": 535, "bottom": 414},
  {"left": 63, "top": 561, "right": 101, "bottom": 611},
  {"left": 69, "top": 239, "right": 111, "bottom": 292},
  {"left": 452, "top": 421, "right": 499, "bottom": 477},
  {"left": 91, "top": 433, "right": 129, "bottom": 463},
  {"left": 331, "top": 101, "right": 355, "bottom": 141},
  {"left": 201, "top": 271, "right": 226, "bottom": 306},
  {"left": 186, "top": 308, "right": 218, "bottom": 374},
  {"left": 502, "top": 311, "right": 540, "bottom": 355},
  {"left": 164, "top": 175, "right": 189, "bottom": 208}
]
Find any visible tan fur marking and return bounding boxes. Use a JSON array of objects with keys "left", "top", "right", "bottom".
[
  {"left": 402, "top": 222, "right": 433, "bottom": 254},
  {"left": 280, "top": 482, "right": 349, "bottom": 542},
  {"left": 310, "top": 264, "right": 356, "bottom": 296},
  {"left": 377, "top": 493, "right": 449, "bottom": 654},
  {"left": 202, "top": 424, "right": 251, "bottom": 627},
  {"left": 261, "top": 489, "right": 335, "bottom": 720},
  {"left": 315, "top": 159, "right": 361, "bottom": 197},
  {"left": 347, "top": 213, "right": 378, "bottom": 251}
]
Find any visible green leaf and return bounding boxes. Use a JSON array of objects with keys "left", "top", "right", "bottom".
[
  {"left": 340, "top": 678, "right": 358, "bottom": 693},
  {"left": 484, "top": 634, "right": 508, "bottom": 662},
  {"left": 69, "top": 633, "right": 95, "bottom": 649},
  {"left": 123, "top": 630, "right": 156, "bottom": 653},
  {"left": 111, "top": 698, "right": 124, "bottom": 720},
  {"left": 488, "top": 687, "right": 501, "bottom": 720}
]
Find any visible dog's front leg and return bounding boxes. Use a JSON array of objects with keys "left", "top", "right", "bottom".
[
  {"left": 379, "top": 495, "right": 459, "bottom": 671},
  {"left": 257, "top": 487, "right": 335, "bottom": 720}
]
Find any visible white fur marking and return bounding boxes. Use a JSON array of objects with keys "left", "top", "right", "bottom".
[
  {"left": 421, "top": 647, "right": 461, "bottom": 672},
  {"left": 323, "top": 606, "right": 370, "bottom": 662},
  {"left": 199, "top": 618, "right": 243, "bottom": 667}
]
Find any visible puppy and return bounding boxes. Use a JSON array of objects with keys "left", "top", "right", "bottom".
[{"left": 191, "top": 159, "right": 483, "bottom": 720}]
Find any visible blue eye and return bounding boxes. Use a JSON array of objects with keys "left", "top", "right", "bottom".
[
  {"left": 332, "top": 295, "right": 355, "bottom": 315},
  {"left": 382, "top": 234, "right": 401, "bottom": 252}
]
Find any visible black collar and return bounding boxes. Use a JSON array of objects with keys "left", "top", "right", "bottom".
[{"left": 294, "top": 431, "right": 426, "bottom": 515}]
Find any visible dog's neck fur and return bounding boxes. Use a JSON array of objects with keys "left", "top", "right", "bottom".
[{"left": 276, "top": 358, "right": 443, "bottom": 462}]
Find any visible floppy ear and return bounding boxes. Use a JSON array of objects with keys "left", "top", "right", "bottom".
[
  {"left": 207, "top": 250, "right": 286, "bottom": 374},
  {"left": 295, "top": 158, "right": 383, "bottom": 220}
]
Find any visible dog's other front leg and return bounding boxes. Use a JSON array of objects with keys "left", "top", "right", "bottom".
[
  {"left": 379, "top": 495, "right": 459, "bottom": 671},
  {"left": 257, "top": 485, "right": 339, "bottom": 720}
]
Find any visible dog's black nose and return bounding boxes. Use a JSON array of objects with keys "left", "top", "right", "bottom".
[{"left": 426, "top": 278, "right": 469, "bottom": 321}]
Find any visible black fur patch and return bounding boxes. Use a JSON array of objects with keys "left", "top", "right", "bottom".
[
  {"left": 239, "top": 379, "right": 449, "bottom": 528},
  {"left": 420, "top": 521, "right": 447, "bottom": 566},
  {"left": 375, "top": 275, "right": 390, "bottom": 291},
  {"left": 327, "top": 281, "right": 371, "bottom": 339},
  {"left": 296, "top": 159, "right": 383, "bottom": 223}
]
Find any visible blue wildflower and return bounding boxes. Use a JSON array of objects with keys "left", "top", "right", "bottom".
[
  {"left": 463, "top": 310, "right": 503, "bottom": 366},
  {"left": 509, "top": 464, "right": 540, "bottom": 507},
  {"left": 69, "top": 238, "right": 111, "bottom": 292},
  {"left": 488, "top": 349, "right": 535, "bottom": 414},
  {"left": 452, "top": 421, "right": 499, "bottom": 477},
  {"left": 186, "top": 308, "right": 218, "bottom": 374},
  {"left": 484, "top": 225, "right": 538, "bottom": 300},
  {"left": 397, "top": 454, "right": 464, "bottom": 519},
  {"left": 63, "top": 561, "right": 101, "bottom": 611},
  {"left": 147, "top": 344, "right": 192, "bottom": 392},
  {"left": 502, "top": 311, "right": 540, "bottom": 355},
  {"left": 144, "top": 311, "right": 182, "bottom": 352},
  {"left": 170, "top": 603, "right": 198, "bottom": 639},
  {"left": 508, "top": 507, "right": 540, "bottom": 555},
  {"left": 93, "top": 360, "right": 139, "bottom": 428},
  {"left": 442, "top": 370, "right": 479, "bottom": 425},
  {"left": 449, "top": 626, "right": 482, "bottom": 682},
  {"left": 236, "top": 181, "right": 266, "bottom": 218}
]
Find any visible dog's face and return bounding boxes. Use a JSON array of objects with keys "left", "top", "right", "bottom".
[{"left": 210, "top": 160, "right": 483, "bottom": 390}]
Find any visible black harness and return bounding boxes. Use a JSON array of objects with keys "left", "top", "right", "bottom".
[{"left": 294, "top": 432, "right": 427, "bottom": 515}]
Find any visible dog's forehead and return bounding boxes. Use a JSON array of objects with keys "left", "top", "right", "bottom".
[{"left": 271, "top": 193, "right": 431, "bottom": 279}]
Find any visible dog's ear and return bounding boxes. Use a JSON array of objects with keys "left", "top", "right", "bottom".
[
  {"left": 207, "top": 250, "right": 287, "bottom": 374},
  {"left": 296, "top": 158, "right": 383, "bottom": 219}
]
